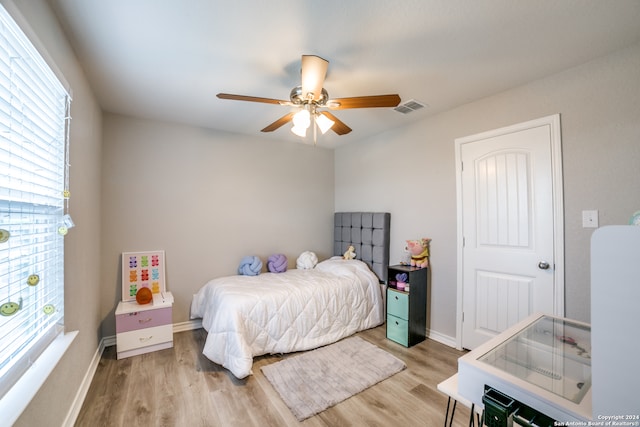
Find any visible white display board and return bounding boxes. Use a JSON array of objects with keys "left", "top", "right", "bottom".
[
  {"left": 591, "top": 226, "right": 640, "bottom": 418},
  {"left": 121, "top": 250, "right": 166, "bottom": 302}
]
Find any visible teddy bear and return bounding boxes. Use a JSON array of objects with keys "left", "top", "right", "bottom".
[
  {"left": 406, "top": 238, "right": 430, "bottom": 268},
  {"left": 343, "top": 245, "right": 356, "bottom": 260}
]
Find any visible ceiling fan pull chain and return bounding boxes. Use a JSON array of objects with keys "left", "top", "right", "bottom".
[{"left": 313, "top": 117, "right": 317, "bottom": 146}]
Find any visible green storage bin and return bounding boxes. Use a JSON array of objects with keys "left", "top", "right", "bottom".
[
  {"left": 386, "top": 314, "right": 409, "bottom": 346},
  {"left": 387, "top": 289, "right": 409, "bottom": 319}
]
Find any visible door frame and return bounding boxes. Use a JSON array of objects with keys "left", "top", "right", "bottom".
[{"left": 454, "top": 114, "right": 565, "bottom": 350}]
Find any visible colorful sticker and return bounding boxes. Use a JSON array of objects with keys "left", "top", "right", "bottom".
[
  {"left": 27, "top": 274, "right": 40, "bottom": 286},
  {"left": 1, "top": 302, "right": 20, "bottom": 316},
  {"left": 1, "top": 298, "right": 22, "bottom": 316},
  {"left": 0, "top": 229, "right": 9, "bottom": 243}
]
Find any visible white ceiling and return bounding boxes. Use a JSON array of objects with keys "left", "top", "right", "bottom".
[{"left": 49, "top": 0, "right": 640, "bottom": 147}]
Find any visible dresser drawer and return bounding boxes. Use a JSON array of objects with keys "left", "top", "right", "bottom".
[
  {"left": 116, "top": 306, "right": 172, "bottom": 333},
  {"left": 116, "top": 324, "right": 173, "bottom": 352},
  {"left": 387, "top": 289, "right": 409, "bottom": 320},
  {"left": 386, "top": 314, "right": 409, "bottom": 347}
]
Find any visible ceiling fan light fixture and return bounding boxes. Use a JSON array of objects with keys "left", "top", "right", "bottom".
[
  {"left": 292, "top": 109, "right": 311, "bottom": 128},
  {"left": 292, "top": 109, "right": 311, "bottom": 137},
  {"left": 315, "top": 113, "right": 334, "bottom": 134},
  {"left": 291, "top": 125, "right": 307, "bottom": 137}
]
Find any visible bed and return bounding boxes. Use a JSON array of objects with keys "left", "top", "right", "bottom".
[{"left": 190, "top": 212, "right": 390, "bottom": 379}]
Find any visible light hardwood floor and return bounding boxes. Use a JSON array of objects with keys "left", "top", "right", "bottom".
[{"left": 75, "top": 326, "right": 473, "bottom": 427}]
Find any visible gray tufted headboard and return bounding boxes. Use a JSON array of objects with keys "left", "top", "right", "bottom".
[{"left": 333, "top": 212, "right": 391, "bottom": 283}]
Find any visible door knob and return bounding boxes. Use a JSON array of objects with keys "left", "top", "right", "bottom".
[{"left": 538, "top": 261, "right": 550, "bottom": 270}]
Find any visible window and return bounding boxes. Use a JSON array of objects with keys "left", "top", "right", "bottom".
[{"left": 0, "top": 4, "right": 71, "bottom": 400}]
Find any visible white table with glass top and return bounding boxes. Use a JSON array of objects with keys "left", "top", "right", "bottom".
[{"left": 458, "top": 313, "right": 592, "bottom": 423}]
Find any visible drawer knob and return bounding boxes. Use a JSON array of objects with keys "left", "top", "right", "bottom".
[
  {"left": 138, "top": 317, "right": 153, "bottom": 324},
  {"left": 394, "top": 296, "right": 398, "bottom": 300},
  {"left": 139, "top": 336, "right": 153, "bottom": 342}
]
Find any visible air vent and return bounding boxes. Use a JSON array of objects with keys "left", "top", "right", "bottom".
[{"left": 394, "top": 99, "right": 427, "bottom": 114}]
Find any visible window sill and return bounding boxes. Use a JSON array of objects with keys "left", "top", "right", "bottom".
[{"left": 0, "top": 330, "right": 78, "bottom": 426}]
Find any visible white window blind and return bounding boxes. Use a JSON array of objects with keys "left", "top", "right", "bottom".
[{"left": 0, "top": 4, "right": 71, "bottom": 400}]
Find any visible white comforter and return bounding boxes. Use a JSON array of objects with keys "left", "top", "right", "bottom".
[{"left": 190, "top": 258, "right": 384, "bottom": 379}]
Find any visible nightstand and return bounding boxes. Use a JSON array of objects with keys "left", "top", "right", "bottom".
[
  {"left": 115, "top": 292, "right": 174, "bottom": 359},
  {"left": 386, "top": 265, "right": 427, "bottom": 347}
]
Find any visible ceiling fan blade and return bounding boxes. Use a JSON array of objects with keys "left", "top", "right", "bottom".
[
  {"left": 261, "top": 112, "right": 295, "bottom": 132},
  {"left": 321, "top": 111, "right": 352, "bottom": 135},
  {"left": 217, "top": 93, "right": 288, "bottom": 105},
  {"left": 300, "top": 55, "right": 329, "bottom": 102},
  {"left": 327, "top": 94, "right": 401, "bottom": 110}
]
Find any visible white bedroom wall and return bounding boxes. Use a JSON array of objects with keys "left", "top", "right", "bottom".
[
  {"left": 335, "top": 42, "right": 640, "bottom": 342},
  {"left": 100, "top": 114, "right": 335, "bottom": 336},
  {"left": 5, "top": 1, "right": 104, "bottom": 426}
]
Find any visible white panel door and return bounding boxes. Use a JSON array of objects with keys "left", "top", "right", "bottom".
[{"left": 457, "top": 116, "right": 563, "bottom": 350}]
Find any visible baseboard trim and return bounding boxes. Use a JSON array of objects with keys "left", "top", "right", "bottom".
[
  {"left": 62, "top": 335, "right": 106, "bottom": 427},
  {"left": 103, "top": 334, "right": 116, "bottom": 347},
  {"left": 174, "top": 318, "right": 202, "bottom": 333},
  {"left": 63, "top": 319, "right": 204, "bottom": 426},
  {"left": 426, "top": 328, "right": 457, "bottom": 348}
]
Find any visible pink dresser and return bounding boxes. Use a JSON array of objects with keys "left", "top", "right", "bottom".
[{"left": 115, "top": 292, "right": 174, "bottom": 359}]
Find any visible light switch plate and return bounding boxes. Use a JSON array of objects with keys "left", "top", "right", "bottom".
[{"left": 582, "top": 210, "right": 599, "bottom": 228}]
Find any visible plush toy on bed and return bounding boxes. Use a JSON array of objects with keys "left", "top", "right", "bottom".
[
  {"left": 406, "top": 238, "right": 431, "bottom": 268},
  {"left": 296, "top": 251, "right": 318, "bottom": 269},
  {"left": 343, "top": 245, "right": 356, "bottom": 260},
  {"left": 238, "top": 255, "right": 263, "bottom": 276}
]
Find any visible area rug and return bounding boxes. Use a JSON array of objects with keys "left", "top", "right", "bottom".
[{"left": 261, "top": 336, "right": 406, "bottom": 421}]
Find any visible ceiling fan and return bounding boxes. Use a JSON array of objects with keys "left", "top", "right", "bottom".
[{"left": 217, "top": 55, "right": 401, "bottom": 141}]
